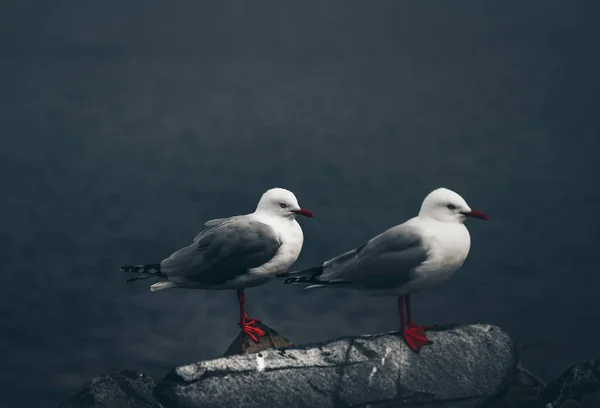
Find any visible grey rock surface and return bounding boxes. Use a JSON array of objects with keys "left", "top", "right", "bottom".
[
  {"left": 533, "top": 358, "right": 600, "bottom": 408},
  {"left": 154, "top": 324, "right": 517, "bottom": 408},
  {"left": 58, "top": 369, "right": 163, "bottom": 408}
]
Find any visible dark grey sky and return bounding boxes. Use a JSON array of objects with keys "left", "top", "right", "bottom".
[{"left": 1, "top": 1, "right": 599, "bottom": 407}]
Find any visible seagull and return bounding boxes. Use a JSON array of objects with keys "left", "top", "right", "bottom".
[
  {"left": 121, "top": 188, "right": 313, "bottom": 342},
  {"left": 280, "top": 187, "right": 487, "bottom": 352}
]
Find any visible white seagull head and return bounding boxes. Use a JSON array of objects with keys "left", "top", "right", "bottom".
[
  {"left": 418, "top": 187, "right": 488, "bottom": 224},
  {"left": 255, "top": 188, "right": 314, "bottom": 219}
]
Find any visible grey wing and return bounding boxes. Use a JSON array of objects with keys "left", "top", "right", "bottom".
[
  {"left": 319, "top": 224, "right": 429, "bottom": 289},
  {"left": 203, "top": 217, "right": 233, "bottom": 228},
  {"left": 195, "top": 216, "right": 241, "bottom": 240},
  {"left": 162, "top": 219, "right": 281, "bottom": 285}
]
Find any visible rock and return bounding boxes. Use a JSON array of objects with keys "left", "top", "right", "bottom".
[
  {"left": 580, "top": 390, "right": 600, "bottom": 407},
  {"left": 58, "top": 369, "right": 163, "bottom": 408},
  {"left": 556, "top": 400, "right": 580, "bottom": 408},
  {"left": 533, "top": 358, "right": 600, "bottom": 408},
  {"left": 482, "top": 363, "right": 545, "bottom": 408},
  {"left": 223, "top": 322, "right": 294, "bottom": 357},
  {"left": 154, "top": 324, "right": 517, "bottom": 408}
]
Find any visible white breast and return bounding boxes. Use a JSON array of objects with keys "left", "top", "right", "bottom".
[
  {"left": 402, "top": 221, "right": 471, "bottom": 294},
  {"left": 425, "top": 222, "right": 471, "bottom": 277},
  {"left": 250, "top": 215, "right": 304, "bottom": 277}
]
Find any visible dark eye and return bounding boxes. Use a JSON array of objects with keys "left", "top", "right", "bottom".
[
  {"left": 280, "top": 203, "right": 287, "bottom": 208},
  {"left": 447, "top": 204, "right": 456, "bottom": 210}
]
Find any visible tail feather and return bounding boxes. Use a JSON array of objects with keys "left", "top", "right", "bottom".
[
  {"left": 150, "top": 281, "right": 178, "bottom": 291},
  {"left": 282, "top": 275, "right": 321, "bottom": 285},
  {"left": 121, "top": 263, "right": 162, "bottom": 274},
  {"left": 277, "top": 265, "right": 322, "bottom": 279},
  {"left": 124, "top": 274, "right": 152, "bottom": 283},
  {"left": 281, "top": 266, "right": 352, "bottom": 288},
  {"left": 121, "top": 263, "right": 164, "bottom": 283}
]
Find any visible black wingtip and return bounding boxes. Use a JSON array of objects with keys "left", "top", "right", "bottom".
[
  {"left": 120, "top": 265, "right": 140, "bottom": 273},
  {"left": 282, "top": 277, "right": 295, "bottom": 284},
  {"left": 282, "top": 275, "right": 353, "bottom": 286},
  {"left": 120, "top": 263, "right": 162, "bottom": 275},
  {"left": 124, "top": 274, "right": 152, "bottom": 283},
  {"left": 282, "top": 276, "right": 316, "bottom": 285},
  {"left": 279, "top": 265, "right": 324, "bottom": 285}
]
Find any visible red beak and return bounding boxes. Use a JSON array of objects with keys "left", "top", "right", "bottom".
[
  {"left": 461, "top": 210, "right": 488, "bottom": 220},
  {"left": 293, "top": 208, "right": 314, "bottom": 218}
]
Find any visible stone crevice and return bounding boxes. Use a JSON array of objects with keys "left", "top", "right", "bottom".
[
  {"left": 352, "top": 340, "right": 380, "bottom": 360},
  {"left": 333, "top": 338, "right": 356, "bottom": 404},
  {"left": 305, "top": 378, "right": 335, "bottom": 400}
]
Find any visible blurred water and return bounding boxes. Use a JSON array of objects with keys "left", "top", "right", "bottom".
[{"left": 0, "top": 1, "right": 599, "bottom": 407}]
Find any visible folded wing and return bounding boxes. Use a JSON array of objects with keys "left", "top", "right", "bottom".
[
  {"left": 316, "top": 223, "right": 430, "bottom": 289},
  {"left": 162, "top": 218, "right": 281, "bottom": 286}
]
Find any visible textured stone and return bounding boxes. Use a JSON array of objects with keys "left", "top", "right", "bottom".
[
  {"left": 533, "top": 358, "right": 600, "bottom": 408},
  {"left": 482, "top": 363, "right": 545, "bottom": 408},
  {"left": 580, "top": 390, "right": 600, "bottom": 407},
  {"left": 154, "top": 324, "right": 517, "bottom": 408},
  {"left": 223, "top": 322, "right": 294, "bottom": 357},
  {"left": 58, "top": 369, "right": 162, "bottom": 408}
]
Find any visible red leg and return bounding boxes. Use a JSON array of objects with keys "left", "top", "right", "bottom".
[
  {"left": 237, "top": 289, "right": 265, "bottom": 342},
  {"left": 398, "top": 295, "right": 431, "bottom": 352},
  {"left": 406, "top": 294, "right": 438, "bottom": 330}
]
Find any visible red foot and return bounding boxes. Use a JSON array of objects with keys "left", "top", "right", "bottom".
[
  {"left": 402, "top": 326, "right": 432, "bottom": 352},
  {"left": 239, "top": 317, "right": 265, "bottom": 342},
  {"left": 244, "top": 316, "right": 261, "bottom": 326}
]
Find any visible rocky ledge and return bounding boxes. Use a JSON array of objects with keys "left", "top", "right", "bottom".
[
  {"left": 531, "top": 358, "right": 600, "bottom": 408},
  {"left": 58, "top": 369, "right": 162, "bottom": 408},
  {"left": 58, "top": 323, "right": 600, "bottom": 408},
  {"left": 156, "top": 324, "right": 515, "bottom": 408}
]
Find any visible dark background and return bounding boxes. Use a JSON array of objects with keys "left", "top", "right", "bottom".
[{"left": 1, "top": 1, "right": 599, "bottom": 407}]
